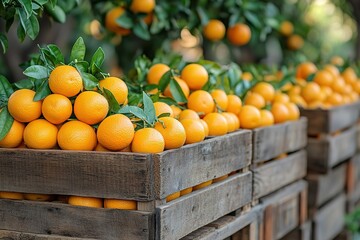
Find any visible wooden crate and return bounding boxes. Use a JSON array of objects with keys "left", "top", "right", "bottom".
[
  {"left": 300, "top": 101, "right": 360, "bottom": 135},
  {"left": 280, "top": 221, "right": 311, "bottom": 240},
  {"left": 347, "top": 152, "right": 360, "bottom": 213},
  {"left": 0, "top": 130, "right": 251, "bottom": 201},
  {"left": 307, "top": 163, "right": 346, "bottom": 214},
  {"left": 0, "top": 230, "right": 87, "bottom": 240},
  {"left": 357, "top": 123, "right": 360, "bottom": 151},
  {"left": 0, "top": 171, "right": 252, "bottom": 240},
  {"left": 307, "top": 126, "right": 357, "bottom": 173},
  {"left": 181, "top": 205, "right": 263, "bottom": 240},
  {"left": 261, "top": 180, "right": 308, "bottom": 240},
  {"left": 252, "top": 118, "right": 307, "bottom": 163},
  {"left": 253, "top": 150, "right": 307, "bottom": 199},
  {"left": 312, "top": 193, "right": 346, "bottom": 240}
]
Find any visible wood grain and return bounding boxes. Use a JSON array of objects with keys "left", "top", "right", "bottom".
[
  {"left": 155, "top": 130, "right": 252, "bottom": 199},
  {"left": 0, "top": 199, "right": 154, "bottom": 240},
  {"left": 0, "top": 230, "right": 91, "bottom": 240},
  {"left": 312, "top": 193, "right": 346, "bottom": 240},
  {"left": 280, "top": 221, "right": 312, "bottom": 240},
  {"left": 253, "top": 150, "right": 307, "bottom": 199},
  {"left": 307, "top": 164, "right": 346, "bottom": 210},
  {"left": 347, "top": 153, "right": 360, "bottom": 201},
  {"left": 300, "top": 101, "right": 360, "bottom": 135},
  {"left": 156, "top": 172, "right": 252, "bottom": 240},
  {"left": 0, "top": 149, "right": 154, "bottom": 200},
  {"left": 307, "top": 126, "right": 357, "bottom": 173}
]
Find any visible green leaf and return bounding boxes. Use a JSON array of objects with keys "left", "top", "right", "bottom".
[
  {"left": 90, "top": 47, "right": 105, "bottom": 75},
  {"left": 103, "top": 88, "right": 120, "bottom": 114},
  {"left": 0, "top": 75, "right": 14, "bottom": 97},
  {"left": 116, "top": 12, "right": 133, "bottom": 29},
  {"left": 169, "top": 78, "right": 187, "bottom": 103},
  {"left": 34, "top": 79, "right": 51, "bottom": 101},
  {"left": 133, "top": 21, "right": 150, "bottom": 40},
  {"left": 47, "top": 44, "right": 64, "bottom": 65},
  {"left": 0, "top": 107, "right": 14, "bottom": 141},
  {"left": 157, "top": 113, "right": 170, "bottom": 118},
  {"left": 13, "top": 79, "right": 34, "bottom": 90},
  {"left": 18, "top": 0, "right": 32, "bottom": 18},
  {"left": 244, "top": 11, "right": 262, "bottom": 28},
  {"left": 45, "top": 4, "right": 66, "bottom": 23},
  {"left": 70, "top": 37, "right": 86, "bottom": 62},
  {"left": 157, "top": 70, "right": 172, "bottom": 91},
  {"left": 17, "top": 8, "right": 40, "bottom": 40},
  {"left": 73, "top": 61, "right": 89, "bottom": 73},
  {"left": 118, "top": 105, "right": 147, "bottom": 120},
  {"left": 196, "top": 6, "right": 209, "bottom": 26},
  {"left": 306, "top": 73, "right": 316, "bottom": 82},
  {"left": 16, "top": 19, "right": 26, "bottom": 42},
  {"left": 81, "top": 72, "right": 98, "bottom": 90},
  {"left": 0, "top": 33, "right": 8, "bottom": 54},
  {"left": 142, "top": 92, "right": 156, "bottom": 124},
  {"left": 23, "top": 65, "right": 49, "bottom": 79}
]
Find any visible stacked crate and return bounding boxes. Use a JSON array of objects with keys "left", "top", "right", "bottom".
[
  {"left": 301, "top": 101, "right": 360, "bottom": 240},
  {"left": 0, "top": 130, "right": 253, "bottom": 240}
]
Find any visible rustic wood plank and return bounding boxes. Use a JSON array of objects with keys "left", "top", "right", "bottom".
[
  {"left": 307, "top": 164, "right": 346, "bottom": 210},
  {"left": 356, "top": 123, "right": 360, "bottom": 151},
  {"left": 347, "top": 153, "right": 360, "bottom": 201},
  {"left": 0, "top": 199, "right": 153, "bottom": 240},
  {"left": 253, "top": 150, "right": 307, "bottom": 199},
  {"left": 285, "top": 118, "right": 308, "bottom": 153},
  {"left": 0, "top": 230, "right": 92, "bottom": 240},
  {"left": 182, "top": 206, "right": 263, "bottom": 240},
  {"left": 307, "top": 126, "right": 357, "bottom": 173},
  {"left": 264, "top": 205, "right": 274, "bottom": 240},
  {"left": 300, "top": 101, "right": 360, "bottom": 135},
  {"left": 313, "top": 194, "right": 346, "bottom": 240},
  {"left": 155, "top": 130, "right": 252, "bottom": 199},
  {"left": 0, "top": 149, "right": 154, "bottom": 200},
  {"left": 280, "top": 221, "right": 311, "bottom": 240},
  {"left": 157, "top": 172, "right": 253, "bottom": 240}
]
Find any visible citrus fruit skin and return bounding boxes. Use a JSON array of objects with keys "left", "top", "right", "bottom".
[
  {"left": 238, "top": 105, "right": 261, "bottom": 129},
  {"left": 251, "top": 82, "right": 275, "bottom": 103},
  {"left": 42, "top": 94, "right": 73, "bottom": 125},
  {"left": 181, "top": 64, "right": 209, "bottom": 90},
  {"left": 244, "top": 92, "right": 266, "bottom": 109},
  {"left": 166, "top": 191, "right": 180, "bottom": 202},
  {"left": 193, "top": 180, "right": 213, "bottom": 190},
  {"left": 8, "top": 89, "right": 42, "bottom": 123},
  {"left": 68, "top": 196, "right": 103, "bottom": 208},
  {"left": 154, "top": 102, "right": 174, "bottom": 118},
  {"left": 105, "top": 7, "right": 131, "bottom": 35},
  {"left": 203, "top": 19, "right": 226, "bottom": 41},
  {"left": 57, "top": 120, "right": 97, "bottom": 151},
  {"left": 227, "top": 23, "right": 251, "bottom": 46},
  {"left": 99, "top": 77, "right": 128, "bottom": 105},
  {"left": 49, "top": 65, "right": 83, "bottom": 97},
  {"left": 226, "top": 95, "right": 242, "bottom": 115},
  {"left": 24, "top": 193, "right": 51, "bottom": 201},
  {"left": 23, "top": 119, "right": 58, "bottom": 149},
  {"left": 271, "top": 102, "right": 290, "bottom": 124},
  {"left": 97, "top": 114, "right": 134, "bottom": 151},
  {"left": 187, "top": 90, "right": 215, "bottom": 117},
  {"left": 287, "top": 35, "right": 304, "bottom": 50},
  {"left": 0, "top": 120, "right": 25, "bottom": 148},
  {"left": 154, "top": 117, "right": 186, "bottom": 149},
  {"left": 279, "top": 21, "right": 293, "bottom": 36},
  {"left": 147, "top": 63, "right": 170, "bottom": 85},
  {"left": 130, "top": 0, "right": 155, "bottom": 13},
  {"left": 203, "top": 113, "right": 228, "bottom": 136},
  {"left": 259, "top": 109, "right": 274, "bottom": 127},
  {"left": 180, "top": 119, "right": 205, "bottom": 144},
  {"left": 178, "top": 109, "right": 200, "bottom": 121},
  {"left": 296, "top": 62, "right": 317, "bottom": 80},
  {"left": 131, "top": 128, "right": 165, "bottom": 153},
  {"left": 104, "top": 199, "right": 137, "bottom": 210},
  {"left": 0, "top": 192, "right": 24, "bottom": 200},
  {"left": 180, "top": 187, "right": 193, "bottom": 196},
  {"left": 211, "top": 89, "right": 228, "bottom": 111},
  {"left": 163, "top": 77, "right": 190, "bottom": 101},
  {"left": 74, "top": 91, "right": 109, "bottom": 125}
]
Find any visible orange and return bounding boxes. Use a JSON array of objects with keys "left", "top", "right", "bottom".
[
  {"left": 0, "top": 192, "right": 24, "bottom": 200},
  {"left": 99, "top": 77, "right": 128, "bottom": 104},
  {"left": 301, "top": 82, "right": 321, "bottom": 103},
  {"left": 58, "top": 120, "right": 97, "bottom": 151},
  {"left": 7, "top": 89, "right": 42, "bottom": 123},
  {"left": 131, "top": 128, "right": 164, "bottom": 153},
  {"left": 178, "top": 109, "right": 200, "bottom": 120},
  {"left": 320, "top": 86, "right": 333, "bottom": 98},
  {"left": 211, "top": 89, "right": 228, "bottom": 111},
  {"left": 281, "top": 82, "right": 292, "bottom": 92},
  {"left": 95, "top": 143, "right": 110, "bottom": 152},
  {"left": 331, "top": 56, "right": 344, "bottom": 66},
  {"left": 331, "top": 77, "right": 346, "bottom": 93},
  {"left": 307, "top": 101, "right": 323, "bottom": 109},
  {"left": 252, "top": 82, "right": 275, "bottom": 102},
  {"left": 324, "top": 64, "right": 340, "bottom": 78},
  {"left": 42, "top": 94, "right": 72, "bottom": 125},
  {"left": 23, "top": 119, "right": 58, "bottom": 149},
  {"left": 143, "top": 13, "right": 153, "bottom": 25},
  {"left": 242, "top": 72, "right": 253, "bottom": 81},
  {"left": 74, "top": 91, "right": 109, "bottom": 125},
  {"left": 287, "top": 35, "right": 304, "bottom": 50},
  {"left": 203, "top": 19, "right": 226, "bottom": 41},
  {"left": 180, "top": 187, "right": 193, "bottom": 196},
  {"left": 343, "top": 95, "right": 351, "bottom": 104},
  {"left": 0, "top": 120, "right": 25, "bottom": 148},
  {"left": 154, "top": 102, "right": 174, "bottom": 118},
  {"left": 193, "top": 180, "right": 212, "bottom": 191},
  {"left": 213, "top": 175, "right": 229, "bottom": 183},
  {"left": 226, "top": 95, "right": 242, "bottom": 115},
  {"left": 238, "top": 105, "right": 261, "bottom": 129},
  {"left": 352, "top": 81, "right": 360, "bottom": 94},
  {"left": 314, "top": 70, "right": 334, "bottom": 87},
  {"left": 279, "top": 21, "right": 293, "bottom": 36},
  {"left": 326, "top": 93, "right": 343, "bottom": 106},
  {"left": 104, "top": 199, "right": 137, "bottom": 210},
  {"left": 288, "top": 86, "right": 301, "bottom": 96},
  {"left": 130, "top": 0, "right": 155, "bottom": 13},
  {"left": 227, "top": 23, "right": 251, "bottom": 46},
  {"left": 180, "top": 119, "right": 205, "bottom": 144},
  {"left": 147, "top": 63, "right": 170, "bottom": 85},
  {"left": 49, "top": 65, "right": 83, "bottom": 97},
  {"left": 166, "top": 191, "right": 180, "bottom": 202},
  {"left": 271, "top": 102, "right": 290, "bottom": 124},
  {"left": 228, "top": 113, "right": 240, "bottom": 130},
  {"left": 203, "top": 113, "right": 228, "bottom": 136},
  {"left": 24, "top": 193, "right": 51, "bottom": 201},
  {"left": 244, "top": 92, "right": 265, "bottom": 109},
  {"left": 187, "top": 90, "right": 215, "bottom": 117},
  {"left": 199, "top": 119, "right": 209, "bottom": 137},
  {"left": 164, "top": 77, "right": 190, "bottom": 100},
  {"left": 170, "top": 105, "right": 182, "bottom": 119},
  {"left": 342, "top": 67, "right": 357, "bottom": 85},
  {"left": 68, "top": 196, "right": 103, "bottom": 208},
  {"left": 221, "top": 112, "right": 237, "bottom": 132},
  {"left": 181, "top": 64, "right": 209, "bottom": 90},
  {"left": 154, "top": 117, "right": 186, "bottom": 149},
  {"left": 260, "top": 109, "right": 274, "bottom": 127},
  {"left": 285, "top": 102, "right": 300, "bottom": 121},
  {"left": 105, "top": 7, "right": 131, "bottom": 35},
  {"left": 296, "top": 62, "right": 317, "bottom": 80},
  {"left": 273, "top": 92, "right": 290, "bottom": 104},
  {"left": 350, "top": 92, "right": 359, "bottom": 102},
  {"left": 97, "top": 114, "right": 134, "bottom": 151}
]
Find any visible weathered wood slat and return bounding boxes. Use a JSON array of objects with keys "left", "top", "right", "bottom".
[
  {"left": 0, "top": 199, "right": 154, "bottom": 240},
  {"left": 0, "top": 230, "right": 91, "bottom": 240},
  {"left": 155, "top": 130, "right": 252, "bottom": 199},
  {"left": 312, "top": 193, "right": 346, "bottom": 240},
  {"left": 300, "top": 101, "right": 360, "bottom": 135},
  {"left": 252, "top": 118, "right": 307, "bottom": 163},
  {"left": 280, "top": 221, "right": 311, "bottom": 240},
  {"left": 181, "top": 206, "right": 263, "bottom": 240},
  {"left": 156, "top": 172, "right": 253, "bottom": 240},
  {"left": 253, "top": 150, "right": 307, "bottom": 199},
  {"left": 307, "top": 126, "right": 357, "bottom": 173},
  {"left": 261, "top": 180, "right": 308, "bottom": 240},
  {"left": 347, "top": 153, "right": 360, "bottom": 205},
  {"left": 307, "top": 164, "right": 346, "bottom": 210}
]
